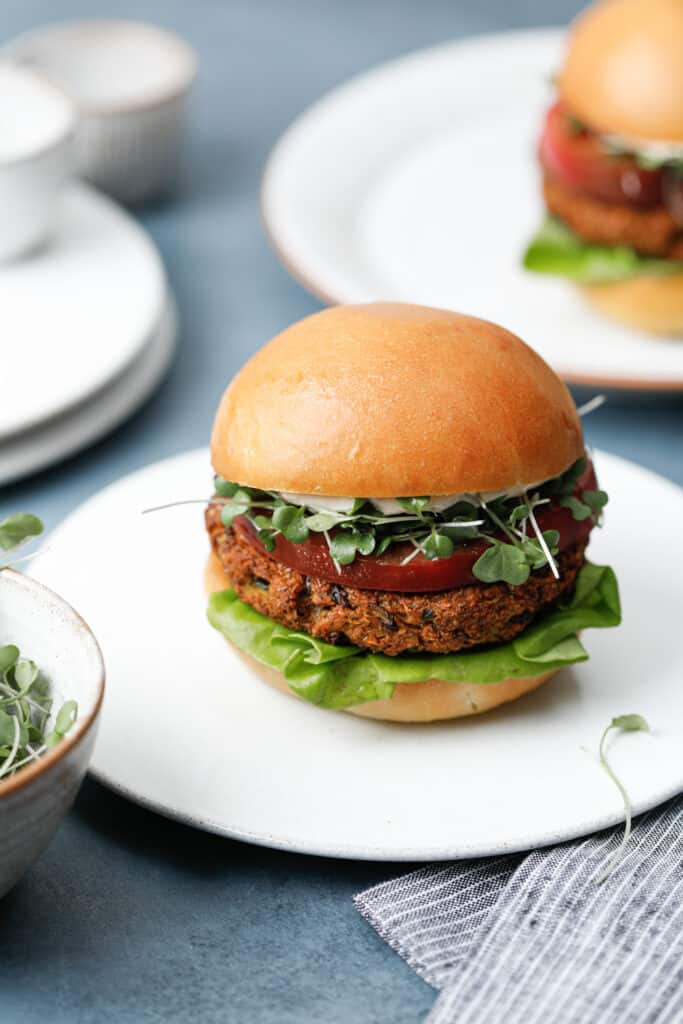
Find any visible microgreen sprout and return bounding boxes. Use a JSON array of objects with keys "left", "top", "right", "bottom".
[
  {"left": 526, "top": 496, "right": 559, "bottom": 580},
  {"left": 577, "top": 394, "right": 606, "bottom": 418},
  {"left": 400, "top": 541, "right": 425, "bottom": 567},
  {"left": 0, "top": 514, "right": 44, "bottom": 564},
  {"left": 0, "top": 514, "right": 78, "bottom": 781},
  {"left": 0, "top": 645, "right": 78, "bottom": 781},
  {"left": 471, "top": 491, "right": 561, "bottom": 585},
  {"left": 147, "top": 457, "right": 605, "bottom": 586},
  {"left": 592, "top": 714, "right": 650, "bottom": 884}
]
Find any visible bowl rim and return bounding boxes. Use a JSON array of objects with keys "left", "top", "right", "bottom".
[
  {"left": 0, "top": 569, "right": 105, "bottom": 799},
  {"left": 4, "top": 19, "right": 197, "bottom": 116}
]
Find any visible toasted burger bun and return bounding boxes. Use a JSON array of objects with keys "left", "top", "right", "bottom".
[
  {"left": 580, "top": 272, "right": 683, "bottom": 336},
  {"left": 205, "top": 552, "right": 558, "bottom": 722},
  {"left": 560, "top": 0, "right": 683, "bottom": 141},
  {"left": 211, "top": 303, "right": 583, "bottom": 497}
]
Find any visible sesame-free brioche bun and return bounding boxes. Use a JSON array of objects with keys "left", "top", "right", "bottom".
[
  {"left": 580, "top": 271, "right": 683, "bottom": 336},
  {"left": 560, "top": 0, "right": 683, "bottom": 141},
  {"left": 211, "top": 303, "right": 583, "bottom": 497},
  {"left": 204, "top": 552, "right": 558, "bottom": 722}
]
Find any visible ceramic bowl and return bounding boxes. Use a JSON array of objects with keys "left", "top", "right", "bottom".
[
  {"left": 6, "top": 20, "right": 197, "bottom": 205},
  {"left": 0, "top": 63, "right": 75, "bottom": 261},
  {"left": 0, "top": 569, "right": 104, "bottom": 899}
]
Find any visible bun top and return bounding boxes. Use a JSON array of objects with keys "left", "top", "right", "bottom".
[
  {"left": 211, "top": 303, "right": 583, "bottom": 497},
  {"left": 560, "top": 0, "right": 683, "bottom": 141}
]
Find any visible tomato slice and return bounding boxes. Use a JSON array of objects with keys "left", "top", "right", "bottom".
[
  {"left": 539, "top": 102, "right": 662, "bottom": 207},
  {"left": 232, "top": 462, "right": 598, "bottom": 593}
]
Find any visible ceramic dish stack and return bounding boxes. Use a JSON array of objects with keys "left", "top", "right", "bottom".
[
  {"left": 0, "top": 181, "right": 177, "bottom": 486},
  {"left": 0, "top": 20, "right": 196, "bottom": 485}
]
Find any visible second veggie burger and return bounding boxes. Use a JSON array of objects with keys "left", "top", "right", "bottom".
[
  {"left": 525, "top": 0, "right": 683, "bottom": 335},
  {"left": 206, "top": 303, "right": 620, "bottom": 721}
]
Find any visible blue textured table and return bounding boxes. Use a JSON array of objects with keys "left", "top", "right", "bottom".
[{"left": 1, "top": 2, "right": 681, "bottom": 1021}]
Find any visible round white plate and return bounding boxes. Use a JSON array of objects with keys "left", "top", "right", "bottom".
[
  {"left": 30, "top": 448, "right": 683, "bottom": 860},
  {"left": 0, "top": 182, "right": 166, "bottom": 440},
  {"left": 0, "top": 294, "right": 176, "bottom": 486},
  {"left": 262, "top": 28, "right": 683, "bottom": 391}
]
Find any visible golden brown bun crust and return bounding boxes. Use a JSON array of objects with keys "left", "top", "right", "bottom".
[
  {"left": 560, "top": 0, "right": 683, "bottom": 141},
  {"left": 204, "top": 553, "right": 558, "bottom": 723},
  {"left": 211, "top": 303, "right": 583, "bottom": 496},
  {"left": 580, "top": 272, "right": 683, "bottom": 336}
]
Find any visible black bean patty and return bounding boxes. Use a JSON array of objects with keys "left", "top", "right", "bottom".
[
  {"left": 544, "top": 177, "right": 683, "bottom": 259},
  {"left": 206, "top": 505, "right": 586, "bottom": 657}
]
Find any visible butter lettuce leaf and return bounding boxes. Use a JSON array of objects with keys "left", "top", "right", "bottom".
[
  {"left": 523, "top": 217, "right": 683, "bottom": 284},
  {"left": 207, "top": 563, "right": 621, "bottom": 710}
]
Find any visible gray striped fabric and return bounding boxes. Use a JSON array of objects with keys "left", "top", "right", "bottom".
[{"left": 355, "top": 798, "right": 683, "bottom": 1023}]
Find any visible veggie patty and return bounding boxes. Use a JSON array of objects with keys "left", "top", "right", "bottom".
[
  {"left": 206, "top": 504, "right": 587, "bottom": 657},
  {"left": 544, "top": 177, "right": 683, "bottom": 259}
]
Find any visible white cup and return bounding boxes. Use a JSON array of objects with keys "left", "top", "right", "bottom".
[
  {"left": 5, "top": 21, "right": 197, "bottom": 205},
  {"left": 0, "top": 63, "right": 75, "bottom": 262}
]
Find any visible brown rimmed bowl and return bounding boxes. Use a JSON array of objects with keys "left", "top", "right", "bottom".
[{"left": 0, "top": 569, "right": 104, "bottom": 898}]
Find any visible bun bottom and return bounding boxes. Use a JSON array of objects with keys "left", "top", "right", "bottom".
[
  {"left": 580, "top": 271, "right": 683, "bottom": 337},
  {"left": 205, "top": 553, "right": 558, "bottom": 723},
  {"left": 232, "top": 648, "right": 557, "bottom": 722}
]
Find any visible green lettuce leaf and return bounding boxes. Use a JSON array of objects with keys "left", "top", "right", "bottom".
[
  {"left": 523, "top": 217, "right": 683, "bottom": 284},
  {"left": 207, "top": 563, "right": 621, "bottom": 710}
]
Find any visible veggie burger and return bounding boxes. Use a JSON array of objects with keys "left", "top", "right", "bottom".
[
  {"left": 524, "top": 0, "right": 683, "bottom": 335},
  {"left": 205, "top": 303, "right": 620, "bottom": 722}
]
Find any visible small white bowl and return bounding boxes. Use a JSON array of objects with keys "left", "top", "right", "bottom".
[
  {"left": 6, "top": 20, "right": 197, "bottom": 205},
  {"left": 0, "top": 63, "right": 75, "bottom": 261},
  {"left": 0, "top": 570, "right": 104, "bottom": 899}
]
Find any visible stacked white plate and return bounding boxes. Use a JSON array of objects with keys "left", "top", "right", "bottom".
[{"left": 1, "top": 182, "right": 177, "bottom": 486}]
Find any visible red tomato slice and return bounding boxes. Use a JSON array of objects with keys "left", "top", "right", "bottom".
[
  {"left": 539, "top": 102, "right": 662, "bottom": 208},
  {"left": 233, "top": 462, "right": 598, "bottom": 593}
]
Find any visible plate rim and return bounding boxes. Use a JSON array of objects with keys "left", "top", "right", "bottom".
[
  {"left": 87, "top": 762, "right": 683, "bottom": 863},
  {"left": 261, "top": 26, "right": 683, "bottom": 394},
  {"left": 0, "top": 292, "right": 177, "bottom": 486},
  {"left": 31, "top": 445, "right": 683, "bottom": 861},
  {"left": 0, "top": 182, "right": 168, "bottom": 441}
]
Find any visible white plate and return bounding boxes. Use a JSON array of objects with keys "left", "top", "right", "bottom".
[
  {"left": 30, "top": 448, "right": 683, "bottom": 860},
  {"left": 262, "top": 28, "right": 683, "bottom": 392},
  {"left": 0, "top": 294, "right": 176, "bottom": 486},
  {"left": 0, "top": 182, "right": 166, "bottom": 440}
]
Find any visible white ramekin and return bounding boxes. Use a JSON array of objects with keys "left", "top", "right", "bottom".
[
  {"left": 0, "top": 63, "right": 75, "bottom": 261},
  {"left": 6, "top": 20, "right": 197, "bottom": 205},
  {"left": 0, "top": 569, "right": 105, "bottom": 899}
]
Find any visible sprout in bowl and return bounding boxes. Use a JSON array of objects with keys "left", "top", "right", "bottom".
[
  {"left": 0, "top": 513, "right": 104, "bottom": 898},
  {"left": 0, "top": 513, "right": 78, "bottom": 781}
]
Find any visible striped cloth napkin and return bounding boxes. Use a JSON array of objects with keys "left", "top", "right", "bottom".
[{"left": 355, "top": 798, "right": 683, "bottom": 1024}]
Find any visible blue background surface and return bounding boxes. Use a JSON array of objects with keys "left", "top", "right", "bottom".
[{"left": 1, "top": 2, "right": 681, "bottom": 1021}]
